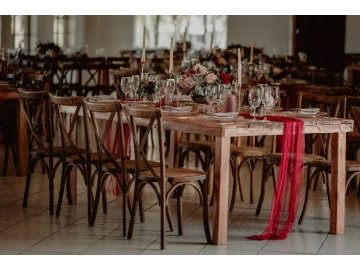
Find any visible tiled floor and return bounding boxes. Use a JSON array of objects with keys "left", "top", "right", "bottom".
[{"left": 1, "top": 128, "right": 360, "bottom": 255}]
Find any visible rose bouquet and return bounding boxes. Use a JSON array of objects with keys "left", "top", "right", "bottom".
[{"left": 177, "top": 64, "right": 236, "bottom": 99}]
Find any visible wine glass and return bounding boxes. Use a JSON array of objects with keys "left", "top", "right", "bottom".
[
  {"left": 248, "top": 88, "right": 261, "bottom": 122},
  {"left": 131, "top": 75, "right": 140, "bottom": 100},
  {"left": 120, "top": 77, "right": 132, "bottom": 101},
  {"left": 255, "top": 63, "right": 264, "bottom": 82},
  {"left": 166, "top": 78, "right": 176, "bottom": 104},
  {"left": 263, "top": 64, "right": 271, "bottom": 83},
  {"left": 156, "top": 80, "right": 168, "bottom": 108},
  {"left": 262, "top": 86, "right": 275, "bottom": 122},
  {"left": 272, "top": 86, "right": 280, "bottom": 108},
  {"left": 205, "top": 85, "right": 217, "bottom": 113},
  {"left": 174, "top": 75, "right": 182, "bottom": 106},
  {"left": 217, "top": 84, "right": 227, "bottom": 106}
]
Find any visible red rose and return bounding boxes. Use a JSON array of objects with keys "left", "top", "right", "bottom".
[{"left": 220, "top": 72, "right": 230, "bottom": 85}]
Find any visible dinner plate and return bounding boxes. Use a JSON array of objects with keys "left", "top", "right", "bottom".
[
  {"left": 92, "top": 95, "right": 114, "bottom": 101},
  {"left": 213, "top": 112, "right": 239, "bottom": 117},
  {"left": 172, "top": 106, "right": 193, "bottom": 112},
  {"left": 300, "top": 108, "right": 320, "bottom": 112}
]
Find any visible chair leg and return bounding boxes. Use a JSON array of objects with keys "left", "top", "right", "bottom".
[
  {"left": 22, "top": 157, "right": 34, "bottom": 209},
  {"left": 166, "top": 204, "right": 174, "bottom": 232},
  {"left": 127, "top": 179, "right": 140, "bottom": 240},
  {"left": 2, "top": 143, "right": 10, "bottom": 176},
  {"left": 237, "top": 162, "right": 245, "bottom": 202},
  {"left": 122, "top": 173, "right": 127, "bottom": 237},
  {"left": 176, "top": 186, "right": 185, "bottom": 235},
  {"left": 249, "top": 162, "right": 255, "bottom": 204},
  {"left": 298, "top": 166, "right": 313, "bottom": 225},
  {"left": 255, "top": 161, "right": 269, "bottom": 216},
  {"left": 202, "top": 177, "right": 212, "bottom": 244},
  {"left": 56, "top": 164, "right": 68, "bottom": 217},
  {"left": 230, "top": 158, "right": 237, "bottom": 212},
  {"left": 11, "top": 143, "right": 17, "bottom": 168},
  {"left": 89, "top": 172, "right": 103, "bottom": 227},
  {"left": 102, "top": 190, "right": 108, "bottom": 214},
  {"left": 66, "top": 173, "right": 73, "bottom": 205},
  {"left": 49, "top": 162, "right": 54, "bottom": 216}
]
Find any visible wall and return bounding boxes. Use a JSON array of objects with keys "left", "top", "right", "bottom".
[
  {"left": 227, "top": 15, "right": 291, "bottom": 56},
  {"left": 1, "top": 15, "right": 12, "bottom": 49},
  {"left": 345, "top": 15, "right": 360, "bottom": 53},
  {"left": 84, "top": 15, "right": 134, "bottom": 56}
]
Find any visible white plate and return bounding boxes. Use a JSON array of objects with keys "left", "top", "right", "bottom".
[
  {"left": 172, "top": 106, "right": 193, "bottom": 112},
  {"left": 92, "top": 95, "right": 114, "bottom": 101},
  {"left": 213, "top": 112, "right": 239, "bottom": 117},
  {"left": 300, "top": 108, "right": 320, "bottom": 112}
]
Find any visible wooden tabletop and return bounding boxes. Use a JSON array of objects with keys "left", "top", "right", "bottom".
[{"left": 61, "top": 106, "right": 353, "bottom": 137}]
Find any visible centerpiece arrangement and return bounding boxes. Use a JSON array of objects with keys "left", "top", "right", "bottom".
[{"left": 177, "top": 63, "right": 236, "bottom": 104}]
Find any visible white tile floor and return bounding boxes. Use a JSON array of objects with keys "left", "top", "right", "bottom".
[{"left": 1, "top": 128, "right": 360, "bottom": 255}]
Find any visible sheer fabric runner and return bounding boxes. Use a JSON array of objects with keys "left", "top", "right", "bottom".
[{"left": 239, "top": 113, "right": 305, "bottom": 240}]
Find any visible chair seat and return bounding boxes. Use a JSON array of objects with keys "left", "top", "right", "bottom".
[
  {"left": 139, "top": 167, "right": 207, "bottom": 182},
  {"left": 179, "top": 140, "right": 215, "bottom": 150},
  {"left": 231, "top": 146, "right": 269, "bottom": 157},
  {"left": 30, "top": 146, "right": 86, "bottom": 158},
  {"left": 65, "top": 153, "right": 121, "bottom": 164},
  {"left": 310, "top": 159, "right": 360, "bottom": 172},
  {"left": 101, "top": 159, "right": 161, "bottom": 173},
  {"left": 264, "top": 153, "right": 326, "bottom": 162}
]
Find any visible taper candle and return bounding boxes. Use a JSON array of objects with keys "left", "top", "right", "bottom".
[
  {"left": 238, "top": 48, "right": 242, "bottom": 87},
  {"left": 250, "top": 40, "right": 254, "bottom": 64},
  {"left": 141, "top": 25, "right": 146, "bottom": 62},
  {"left": 169, "top": 36, "right": 173, "bottom": 74}
]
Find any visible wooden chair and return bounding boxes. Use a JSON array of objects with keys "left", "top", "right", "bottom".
[
  {"left": 256, "top": 93, "right": 342, "bottom": 217},
  {"left": 298, "top": 96, "right": 360, "bottom": 224},
  {"left": 18, "top": 89, "right": 60, "bottom": 215},
  {"left": 110, "top": 68, "right": 139, "bottom": 99},
  {"left": 125, "top": 106, "right": 212, "bottom": 250},
  {"left": 48, "top": 95, "right": 93, "bottom": 224}
]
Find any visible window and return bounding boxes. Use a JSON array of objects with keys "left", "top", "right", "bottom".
[
  {"left": 134, "top": 15, "right": 227, "bottom": 51},
  {"left": 53, "top": 15, "right": 76, "bottom": 50},
  {"left": 11, "top": 15, "right": 31, "bottom": 53}
]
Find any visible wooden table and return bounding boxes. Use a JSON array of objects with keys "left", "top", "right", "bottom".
[
  {"left": 61, "top": 106, "right": 353, "bottom": 245},
  {"left": 0, "top": 84, "right": 27, "bottom": 177}
]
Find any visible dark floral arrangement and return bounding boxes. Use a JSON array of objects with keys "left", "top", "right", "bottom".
[
  {"left": 141, "top": 80, "right": 156, "bottom": 95},
  {"left": 269, "top": 66, "right": 286, "bottom": 82}
]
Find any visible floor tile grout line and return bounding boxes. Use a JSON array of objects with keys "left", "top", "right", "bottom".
[
  {"left": 18, "top": 215, "right": 88, "bottom": 255},
  {"left": 316, "top": 234, "right": 329, "bottom": 255}
]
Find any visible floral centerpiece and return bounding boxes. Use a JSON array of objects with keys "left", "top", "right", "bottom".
[
  {"left": 269, "top": 66, "right": 286, "bottom": 83},
  {"left": 178, "top": 63, "right": 236, "bottom": 104}
]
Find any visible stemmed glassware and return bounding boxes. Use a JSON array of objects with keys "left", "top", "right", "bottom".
[
  {"left": 261, "top": 86, "right": 275, "bottom": 122},
  {"left": 166, "top": 78, "right": 176, "bottom": 103},
  {"left": 272, "top": 86, "right": 280, "bottom": 108},
  {"left": 174, "top": 75, "right": 182, "bottom": 106},
  {"left": 156, "top": 80, "right": 168, "bottom": 108},
  {"left": 205, "top": 85, "right": 217, "bottom": 113},
  {"left": 131, "top": 75, "right": 140, "bottom": 100},
  {"left": 248, "top": 87, "right": 261, "bottom": 122},
  {"left": 120, "top": 77, "right": 132, "bottom": 101},
  {"left": 217, "top": 84, "right": 227, "bottom": 107}
]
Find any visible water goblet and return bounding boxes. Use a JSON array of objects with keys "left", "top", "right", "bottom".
[
  {"left": 248, "top": 88, "right": 261, "bottom": 122},
  {"left": 120, "top": 77, "right": 131, "bottom": 101},
  {"left": 131, "top": 75, "right": 140, "bottom": 100}
]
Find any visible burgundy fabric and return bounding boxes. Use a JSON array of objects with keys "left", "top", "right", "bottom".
[{"left": 240, "top": 113, "right": 305, "bottom": 240}]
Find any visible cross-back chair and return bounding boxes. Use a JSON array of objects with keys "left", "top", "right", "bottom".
[
  {"left": 297, "top": 95, "right": 360, "bottom": 224},
  {"left": 48, "top": 94, "right": 94, "bottom": 223},
  {"left": 18, "top": 89, "right": 60, "bottom": 215},
  {"left": 124, "top": 106, "right": 212, "bottom": 250},
  {"left": 256, "top": 93, "right": 342, "bottom": 218}
]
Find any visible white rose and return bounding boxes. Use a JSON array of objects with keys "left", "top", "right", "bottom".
[{"left": 206, "top": 73, "right": 218, "bottom": 84}]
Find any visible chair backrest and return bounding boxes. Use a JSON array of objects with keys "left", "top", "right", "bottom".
[
  {"left": 83, "top": 98, "right": 126, "bottom": 171},
  {"left": 49, "top": 94, "right": 89, "bottom": 162},
  {"left": 20, "top": 73, "right": 50, "bottom": 92},
  {"left": 124, "top": 106, "right": 165, "bottom": 183},
  {"left": 110, "top": 69, "right": 138, "bottom": 99},
  {"left": 297, "top": 92, "right": 342, "bottom": 158},
  {"left": 312, "top": 85, "right": 352, "bottom": 96},
  {"left": 343, "top": 96, "right": 360, "bottom": 138},
  {"left": 18, "top": 89, "right": 51, "bottom": 152}
]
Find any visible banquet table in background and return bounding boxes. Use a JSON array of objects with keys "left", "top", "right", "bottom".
[
  {"left": 61, "top": 106, "right": 353, "bottom": 245},
  {"left": 0, "top": 82, "right": 27, "bottom": 176}
]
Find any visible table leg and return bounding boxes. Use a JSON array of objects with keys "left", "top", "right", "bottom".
[
  {"left": 330, "top": 132, "right": 346, "bottom": 234},
  {"left": 18, "top": 101, "right": 28, "bottom": 177},
  {"left": 213, "top": 136, "right": 230, "bottom": 245},
  {"left": 167, "top": 130, "right": 182, "bottom": 169}
]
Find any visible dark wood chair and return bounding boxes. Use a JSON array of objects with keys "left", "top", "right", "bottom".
[
  {"left": 48, "top": 95, "right": 93, "bottom": 223},
  {"left": 256, "top": 93, "right": 342, "bottom": 217},
  {"left": 125, "top": 106, "right": 212, "bottom": 250},
  {"left": 18, "top": 89, "right": 61, "bottom": 215},
  {"left": 298, "top": 96, "right": 360, "bottom": 224}
]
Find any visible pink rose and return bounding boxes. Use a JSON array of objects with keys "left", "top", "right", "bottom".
[
  {"left": 206, "top": 73, "right": 218, "bottom": 84},
  {"left": 193, "top": 64, "right": 207, "bottom": 75}
]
